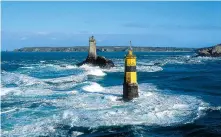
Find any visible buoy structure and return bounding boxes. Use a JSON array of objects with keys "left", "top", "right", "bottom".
[{"left": 123, "top": 41, "right": 139, "bottom": 100}]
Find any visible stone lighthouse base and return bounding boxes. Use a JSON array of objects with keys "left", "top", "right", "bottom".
[{"left": 123, "top": 83, "right": 139, "bottom": 100}]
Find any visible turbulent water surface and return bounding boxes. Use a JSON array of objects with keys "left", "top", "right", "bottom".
[{"left": 1, "top": 52, "right": 221, "bottom": 137}]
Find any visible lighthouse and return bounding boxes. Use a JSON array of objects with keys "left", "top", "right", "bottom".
[
  {"left": 77, "top": 36, "right": 115, "bottom": 68},
  {"left": 123, "top": 41, "right": 139, "bottom": 100},
  {"left": 88, "top": 36, "right": 97, "bottom": 60}
]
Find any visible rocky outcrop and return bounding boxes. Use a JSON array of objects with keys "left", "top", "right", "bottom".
[
  {"left": 197, "top": 44, "right": 221, "bottom": 57},
  {"left": 77, "top": 36, "right": 115, "bottom": 68},
  {"left": 77, "top": 56, "right": 114, "bottom": 68}
]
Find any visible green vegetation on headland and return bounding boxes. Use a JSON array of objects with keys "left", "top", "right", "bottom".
[{"left": 14, "top": 46, "right": 195, "bottom": 52}]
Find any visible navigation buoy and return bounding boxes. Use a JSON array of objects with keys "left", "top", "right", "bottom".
[{"left": 123, "top": 41, "right": 139, "bottom": 100}]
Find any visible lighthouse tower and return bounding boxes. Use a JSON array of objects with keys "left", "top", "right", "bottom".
[
  {"left": 123, "top": 41, "right": 139, "bottom": 100},
  {"left": 88, "top": 36, "right": 97, "bottom": 59}
]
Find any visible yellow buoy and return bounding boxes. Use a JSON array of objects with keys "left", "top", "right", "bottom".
[{"left": 123, "top": 41, "right": 139, "bottom": 100}]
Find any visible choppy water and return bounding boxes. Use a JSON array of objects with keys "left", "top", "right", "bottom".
[{"left": 1, "top": 52, "right": 221, "bottom": 137}]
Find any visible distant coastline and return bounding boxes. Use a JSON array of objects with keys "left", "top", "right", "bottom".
[{"left": 13, "top": 46, "right": 196, "bottom": 52}]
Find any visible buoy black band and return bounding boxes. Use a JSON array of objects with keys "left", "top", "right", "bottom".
[{"left": 125, "top": 66, "right": 136, "bottom": 72}]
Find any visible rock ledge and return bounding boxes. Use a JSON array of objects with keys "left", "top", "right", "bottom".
[
  {"left": 197, "top": 44, "right": 221, "bottom": 57},
  {"left": 77, "top": 56, "right": 115, "bottom": 68}
]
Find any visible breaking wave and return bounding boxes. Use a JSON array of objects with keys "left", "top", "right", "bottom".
[
  {"left": 52, "top": 83, "right": 208, "bottom": 127},
  {"left": 1, "top": 82, "right": 208, "bottom": 136},
  {"left": 1, "top": 72, "right": 47, "bottom": 88},
  {"left": 82, "top": 82, "right": 105, "bottom": 92},
  {"left": 42, "top": 74, "right": 86, "bottom": 84},
  {"left": 80, "top": 64, "right": 106, "bottom": 76},
  {"left": 103, "top": 65, "right": 163, "bottom": 72},
  {"left": 150, "top": 55, "right": 221, "bottom": 65}
]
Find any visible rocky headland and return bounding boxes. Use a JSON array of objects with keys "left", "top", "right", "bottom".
[
  {"left": 197, "top": 44, "right": 221, "bottom": 57},
  {"left": 13, "top": 46, "right": 195, "bottom": 52}
]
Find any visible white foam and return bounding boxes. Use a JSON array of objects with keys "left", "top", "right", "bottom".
[
  {"left": 69, "top": 90, "right": 78, "bottom": 94},
  {"left": 43, "top": 74, "right": 86, "bottom": 84},
  {"left": 40, "top": 64, "right": 77, "bottom": 71},
  {"left": 80, "top": 64, "right": 106, "bottom": 76},
  {"left": 1, "top": 72, "right": 84, "bottom": 96},
  {"left": 65, "top": 65, "right": 77, "bottom": 69},
  {"left": 138, "top": 66, "right": 163, "bottom": 72},
  {"left": 142, "top": 92, "right": 153, "bottom": 97},
  {"left": 86, "top": 69, "right": 106, "bottom": 76},
  {"left": 72, "top": 131, "right": 84, "bottom": 136},
  {"left": 103, "top": 65, "right": 163, "bottom": 72},
  {"left": 1, "top": 72, "right": 47, "bottom": 87},
  {"left": 1, "top": 87, "right": 53, "bottom": 96},
  {"left": 173, "top": 104, "right": 189, "bottom": 109},
  {"left": 82, "top": 82, "right": 104, "bottom": 92},
  {"left": 102, "top": 66, "right": 123, "bottom": 72},
  {"left": 20, "top": 66, "right": 34, "bottom": 69},
  {"left": 0, "top": 87, "right": 22, "bottom": 96},
  {"left": 1, "top": 83, "right": 209, "bottom": 136},
  {"left": 156, "top": 55, "right": 221, "bottom": 65},
  {"left": 0, "top": 108, "right": 18, "bottom": 114},
  {"left": 79, "top": 64, "right": 97, "bottom": 70},
  {"left": 2, "top": 117, "right": 56, "bottom": 137},
  {"left": 47, "top": 83, "right": 208, "bottom": 128},
  {"left": 105, "top": 95, "right": 119, "bottom": 102},
  {"left": 1, "top": 72, "right": 57, "bottom": 96},
  {"left": 63, "top": 110, "right": 75, "bottom": 119},
  {"left": 203, "top": 106, "right": 221, "bottom": 111},
  {"left": 137, "top": 62, "right": 155, "bottom": 66}
]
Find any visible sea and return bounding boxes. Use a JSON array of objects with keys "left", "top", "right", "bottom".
[{"left": 1, "top": 51, "right": 221, "bottom": 137}]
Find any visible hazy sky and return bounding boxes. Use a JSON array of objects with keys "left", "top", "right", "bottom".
[{"left": 2, "top": 1, "right": 221, "bottom": 50}]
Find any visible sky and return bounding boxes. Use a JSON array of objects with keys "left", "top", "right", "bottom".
[{"left": 2, "top": 1, "right": 221, "bottom": 50}]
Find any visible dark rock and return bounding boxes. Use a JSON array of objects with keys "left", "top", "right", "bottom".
[
  {"left": 197, "top": 44, "right": 221, "bottom": 57},
  {"left": 60, "top": 64, "right": 66, "bottom": 67},
  {"left": 154, "top": 62, "right": 162, "bottom": 66},
  {"left": 77, "top": 56, "right": 115, "bottom": 68}
]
